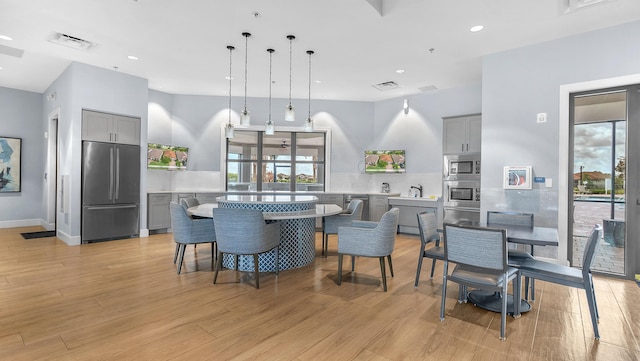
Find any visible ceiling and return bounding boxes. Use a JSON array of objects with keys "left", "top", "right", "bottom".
[{"left": 1, "top": 0, "right": 640, "bottom": 102}]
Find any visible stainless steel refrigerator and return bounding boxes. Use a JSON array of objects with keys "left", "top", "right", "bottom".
[{"left": 82, "top": 141, "right": 140, "bottom": 243}]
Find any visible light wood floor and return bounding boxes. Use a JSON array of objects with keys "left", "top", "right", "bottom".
[{"left": 1, "top": 226, "right": 639, "bottom": 361}]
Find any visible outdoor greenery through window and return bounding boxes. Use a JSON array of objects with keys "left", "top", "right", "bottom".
[{"left": 226, "top": 131, "right": 326, "bottom": 192}]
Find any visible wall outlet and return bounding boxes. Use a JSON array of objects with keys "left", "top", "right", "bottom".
[{"left": 537, "top": 113, "right": 547, "bottom": 123}]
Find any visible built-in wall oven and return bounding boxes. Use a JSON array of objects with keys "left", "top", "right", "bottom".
[
  {"left": 443, "top": 153, "right": 481, "bottom": 223},
  {"left": 443, "top": 180, "right": 480, "bottom": 208}
]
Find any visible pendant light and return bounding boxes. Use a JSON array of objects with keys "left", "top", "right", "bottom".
[
  {"left": 284, "top": 35, "right": 296, "bottom": 122},
  {"left": 304, "top": 50, "right": 315, "bottom": 132},
  {"left": 240, "top": 32, "right": 251, "bottom": 126},
  {"left": 225, "top": 45, "right": 235, "bottom": 139},
  {"left": 265, "top": 48, "right": 275, "bottom": 135}
]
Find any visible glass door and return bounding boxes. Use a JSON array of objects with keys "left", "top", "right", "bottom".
[{"left": 570, "top": 85, "right": 640, "bottom": 278}]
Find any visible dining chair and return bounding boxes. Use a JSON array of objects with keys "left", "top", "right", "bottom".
[
  {"left": 441, "top": 223, "right": 521, "bottom": 340},
  {"left": 212, "top": 208, "right": 281, "bottom": 289},
  {"left": 517, "top": 224, "right": 602, "bottom": 340},
  {"left": 180, "top": 197, "right": 200, "bottom": 209},
  {"left": 169, "top": 202, "right": 216, "bottom": 275},
  {"left": 322, "top": 199, "right": 363, "bottom": 257},
  {"left": 414, "top": 210, "right": 445, "bottom": 287},
  {"left": 336, "top": 208, "right": 399, "bottom": 292},
  {"left": 487, "top": 211, "right": 538, "bottom": 300}
]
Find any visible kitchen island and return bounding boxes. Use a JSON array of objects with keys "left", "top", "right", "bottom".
[{"left": 213, "top": 194, "right": 340, "bottom": 272}]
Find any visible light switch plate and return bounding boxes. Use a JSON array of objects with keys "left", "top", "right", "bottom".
[
  {"left": 537, "top": 113, "right": 547, "bottom": 123},
  {"left": 545, "top": 178, "right": 552, "bottom": 188}
]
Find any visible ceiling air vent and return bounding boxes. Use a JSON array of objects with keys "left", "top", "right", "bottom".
[
  {"left": 418, "top": 85, "right": 438, "bottom": 92},
  {"left": 372, "top": 81, "right": 402, "bottom": 91},
  {"left": 49, "top": 32, "right": 97, "bottom": 51}
]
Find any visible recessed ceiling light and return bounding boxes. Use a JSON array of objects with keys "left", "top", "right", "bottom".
[
  {"left": 396, "top": 69, "right": 405, "bottom": 74},
  {"left": 470, "top": 25, "right": 484, "bottom": 32},
  {"left": 225, "top": 76, "right": 234, "bottom": 80},
  {"left": 127, "top": 55, "right": 139, "bottom": 60},
  {"left": 314, "top": 80, "right": 322, "bottom": 84},
  {"left": 0, "top": 35, "right": 12, "bottom": 41}
]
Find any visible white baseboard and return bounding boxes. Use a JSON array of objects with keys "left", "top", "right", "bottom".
[{"left": 0, "top": 219, "right": 42, "bottom": 229}]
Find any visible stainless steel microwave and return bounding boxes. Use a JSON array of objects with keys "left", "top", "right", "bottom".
[
  {"left": 444, "top": 154, "right": 481, "bottom": 180},
  {"left": 443, "top": 180, "right": 480, "bottom": 208}
]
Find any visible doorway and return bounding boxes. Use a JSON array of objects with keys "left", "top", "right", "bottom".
[
  {"left": 47, "top": 108, "right": 59, "bottom": 232},
  {"left": 569, "top": 85, "right": 640, "bottom": 277}
]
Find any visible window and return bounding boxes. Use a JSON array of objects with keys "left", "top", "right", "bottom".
[{"left": 226, "top": 130, "right": 326, "bottom": 192}]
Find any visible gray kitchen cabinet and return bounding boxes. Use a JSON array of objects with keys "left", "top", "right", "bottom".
[
  {"left": 443, "top": 114, "right": 481, "bottom": 154},
  {"left": 396, "top": 205, "right": 438, "bottom": 235},
  {"left": 172, "top": 193, "right": 195, "bottom": 206},
  {"left": 148, "top": 193, "right": 172, "bottom": 231},
  {"left": 82, "top": 109, "right": 140, "bottom": 145},
  {"left": 368, "top": 195, "right": 389, "bottom": 222},
  {"left": 195, "top": 192, "right": 224, "bottom": 204}
]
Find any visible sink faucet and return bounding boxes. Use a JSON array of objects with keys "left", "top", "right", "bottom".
[{"left": 410, "top": 184, "right": 423, "bottom": 198}]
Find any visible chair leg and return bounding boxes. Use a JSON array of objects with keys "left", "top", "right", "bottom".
[
  {"left": 275, "top": 246, "right": 280, "bottom": 276},
  {"left": 379, "top": 257, "right": 387, "bottom": 292},
  {"left": 415, "top": 242, "right": 426, "bottom": 287},
  {"left": 176, "top": 244, "right": 187, "bottom": 275},
  {"left": 323, "top": 233, "right": 329, "bottom": 257},
  {"left": 513, "top": 274, "right": 522, "bottom": 319},
  {"left": 173, "top": 243, "right": 180, "bottom": 264},
  {"left": 500, "top": 282, "right": 507, "bottom": 341},
  {"left": 351, "top": 256, "right": 356, "bottom": 271},
  {"left": 337, "top": 254, "right": 343, "bottom": 285},
  {"left": 440, "top": 261, "right": 448, "bottom": 321},
  {"left": 530, "top": 279, "right": 535, "bottom": 302},
  {"left": 213, "top": 251, "right": 223, "bottom": 284},
  {"left": 253, "top": 254, "right": 260, "bottom": 289},
  {"left": 211, "top": 242, "right": 216, "bottom": 264},
  {"left": 234, "top": 254, "right": 239, "bottom": 283},
  {"left": 585, "top": 280, "right": 600, "bottom": 340},
  {"left": 430, "top": 258, "right": 437, "bottom": 279},
  {"left": 387, "top": 255, "right": 394, "bottom": 277}
]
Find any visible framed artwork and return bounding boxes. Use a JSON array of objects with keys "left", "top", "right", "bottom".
[
  {"left": 0, "top": 136, "right": 22, "bottom": 192},
  {"left": 503, "top": 166, "right": 532, "bottom": 190}
]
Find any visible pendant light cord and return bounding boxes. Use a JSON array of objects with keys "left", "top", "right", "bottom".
[
  {"left": 242, "top": 33, "right": 250, "bottom": 112},
  {"left": 307, "top": 50, "right": 313, "bottom": 119},
  {"left": 268, "top": 48, "right": 274, "bottom": 123},
  {"left": 227, "top": 45, "right": 234, "bottom": 126},
  {"left": 287, "top": 35, "right": 295, "bottom": 107}
]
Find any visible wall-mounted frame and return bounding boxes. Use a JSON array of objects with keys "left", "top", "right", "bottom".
[
  {"left": 0, "top": 136, "right": 22, "bottom": 193},
  {"left": 503, "top": 166, "right": 532, "bottom": 190}
]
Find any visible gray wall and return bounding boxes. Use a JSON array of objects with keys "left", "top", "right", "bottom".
[
  {"left": 42, "top": 62, "right": 149, "bottom": 244},
  {"left": 0, "top": 86, "right": 43, "bottom": 226},
  {"left": 482, "top": 20, "right": 640, "bottom": 261}
]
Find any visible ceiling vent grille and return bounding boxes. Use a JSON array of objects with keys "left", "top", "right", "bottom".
[
  {"left": 49, "top": 33, "right": 97, "bottom": 51},
  {"left": 372, "top": 81, "right": 402, "bottom": 91},
  {"left": 418, "top": 85, "right": 438, "bottom": 92},
  {"left": 559, "top": 0, "right": 615, "bottom": 14}
]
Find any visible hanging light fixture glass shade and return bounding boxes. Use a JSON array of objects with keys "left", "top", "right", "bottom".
[
  {"left": 284, "top": 35, "right": 296, "bottom": 122},
  {"left": 240, "top": 32, "right": 251, "bottom": 126},
  {"left": 265, "top": 48, "right": 275, "bottom": 135},
  {"left": 225, "top": 45, "right": 235, "bottom": 139},
  {"left": 304, "top": 50, "right": 315, "bottom": 132}
]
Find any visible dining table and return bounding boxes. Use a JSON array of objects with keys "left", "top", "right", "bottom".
[
  {"left": 187, "top": 194, "right": 342, "bottom": 272},
  {"left": 457, "top": 222, "right": 559, "bottom": 316}
]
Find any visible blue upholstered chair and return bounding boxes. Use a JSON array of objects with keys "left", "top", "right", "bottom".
[
  {"left": 169, "top": 202, "right": 216, "bottom": 275},
  {"left": 180, "top": 197, "right": 200, "bottom": 209},
  {"left": 487, "top": 211, "right": 537, "bottom": 300},
  {"left": 414, "top": 210, "right": 445, "bottom": 287},
  {"left": 440, "top": 223, "right": 521, "bottom": 340},
  {"left": 322, "top": 199, "right": 363, "bottom": 257},
  {"left": 212, "top": 208, "right": 281, "bottom": 289},
  {"left": 517, "top": 224, "right": 602, "bottom": 340},
  {"left": 336, "top": 208, "right": 399, "bottom": 292}
]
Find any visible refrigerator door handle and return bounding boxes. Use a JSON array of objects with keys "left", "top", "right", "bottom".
[
  {"left": 109, "top": 147, "right": 114, "bottom": 200},
  {"left": 115, "top": 147, "right": 120, "bottom": 200},
  {"left": 86, "top": 205, "right": 138, "bottom": 210}
]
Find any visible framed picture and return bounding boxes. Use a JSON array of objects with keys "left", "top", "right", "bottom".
[
  {"left": 0, "top": 136, "right": 22, "bottom": 193},
  {"left": 503, "top": 166, "right": 532, "bottom": 190}
]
